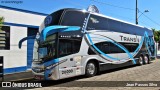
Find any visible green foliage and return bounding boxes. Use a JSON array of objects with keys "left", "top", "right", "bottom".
[
  {"left": 0, "top": 17, "right": 4, "bottom": 31},
  {"left": 152, "top": 28, "right": 160, "bottom": 42}
]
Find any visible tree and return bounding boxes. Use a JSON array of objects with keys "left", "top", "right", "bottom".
[
  {"left": 0, "top": 17, "right": 4, "bottom": 31},
  {"left": 152, "top": 28, "right": 160, "bottom": 42}
]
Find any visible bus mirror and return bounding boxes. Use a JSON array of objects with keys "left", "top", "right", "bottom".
[
  {"left": 18, "top": 35, "right": 36, "bottom": 49},
  {"left": 35, "top": 38, "right": 40, "bottom": 45}
]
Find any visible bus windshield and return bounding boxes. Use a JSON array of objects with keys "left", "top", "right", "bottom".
[{"left": 38, "top": 34, "right": 57, "bottom": 61}]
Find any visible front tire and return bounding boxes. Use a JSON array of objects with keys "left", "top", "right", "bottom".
[{"left": 85, "top": 61, "right": 97, "bottom": 77}]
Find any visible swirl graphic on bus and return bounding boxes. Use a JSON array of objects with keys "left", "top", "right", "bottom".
[
  {"left": 19, "top": 25, "right": 154, "bottom": 65},
  {"left": 84, "top": 31, "right": 154, "bottom": 64},
  {"left": 38, "top": 25, "right": 154, "bottom": 64}
]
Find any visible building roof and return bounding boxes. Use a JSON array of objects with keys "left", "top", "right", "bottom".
[{"left": 0, "top": 5, "right": 48, "bottom": 16}]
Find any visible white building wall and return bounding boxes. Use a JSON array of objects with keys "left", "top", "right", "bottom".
[
  {"left": 0, "top": 7, "right": 46, "bottom": 73},
  {"left": 0, "top": 26, "right": 27, "bottom": 68},
  {"left": 0, "top": 8, "right": 45, "bottom": 26}
]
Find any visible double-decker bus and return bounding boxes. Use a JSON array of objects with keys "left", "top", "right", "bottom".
[{"left": 20, "top": 8, "right": 155, "bottom": 80}]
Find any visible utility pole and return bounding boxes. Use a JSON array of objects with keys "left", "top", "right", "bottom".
[{"left": 136, "top": 0, "right": 138, "bottom": 24}]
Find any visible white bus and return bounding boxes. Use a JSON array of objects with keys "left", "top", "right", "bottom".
[{"left": 20, "top": 8, "right": 155, "bottom": 80}]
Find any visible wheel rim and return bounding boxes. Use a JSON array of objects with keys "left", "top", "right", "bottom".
[
  {"left": 139, "top": 57, "right": 143, "bottom": 65},
  {"left": 87, "top": 63, "right": 95, "bottom": 75},
  {"left": 144, "top": 56, "right": 148, "bottom": 64}
]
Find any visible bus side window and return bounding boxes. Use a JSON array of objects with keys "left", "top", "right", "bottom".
[
  {"left": 73, "top": 40, "right": 81, "bottom": 53},
  {"left": 88, "top": 42, "right": 110, "bottom": 55},
  {"left": 59, "top": 39, "right": 81, "bottom": 57},
  {"left": 101, "top": 42, "right": 110, "bottom": 54},
  {"left": 59, "top": 40, "right": 72, "bottom": 56}
]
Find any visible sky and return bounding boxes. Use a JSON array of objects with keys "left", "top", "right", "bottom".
[{"left": 0, "top": 0, "right": 160, "bottom": 30}]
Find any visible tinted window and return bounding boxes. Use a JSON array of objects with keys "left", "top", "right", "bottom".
[
  {"left": 61, "top": 10, "right": 87, "bottom": 27},
  {"left": 121, "top": 43, "right": 139, "bottom": 52},
  {"left": 108, "top": 19, "right": 121, "bottom": 32},
  {"left": 109, "top": 43, "right": 125, "bottom": 53},
  {"left": 87, "top": 14, "right": 153, "bottom": 36},
  {"left": 87, "top": 15, "right": 109, "bottom": 30},
  {"left": 45, "top": 9, "right": 64, "bottom": 27},
  {"left": 88, "top": 42, "right": 102, "bottom": 54},
  {"left": 88, "top": 42, "right": 125, "bottom": 55},
  {"left": 59, "top": 39, "right": 81, "bottom": 57},
  {"left": 101, "top": 42, "right": 110, "bottom": 53}
]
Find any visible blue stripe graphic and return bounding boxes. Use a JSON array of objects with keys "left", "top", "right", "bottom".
[
  {"left": 86, "top": 31, "right": 155, "bottom": 64},
  {"left": 44, "top": 58, "right": 59, "bottom": 80},
  {"left": 86, "top": 34, "right": 136, "bottom": 64},
  {"left": 41, "top": 25, "right": 80, "bottom": 41}
]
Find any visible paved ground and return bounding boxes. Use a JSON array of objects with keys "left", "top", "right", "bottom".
[
  {"left": 3, "top": 70, "right": 33, "bottom": 81},
  {"left": 34, "top": 59, "right": 160, "bottom": 90},
  {"left": 2, "top": 59, "right": 160, "bottom": 90}
]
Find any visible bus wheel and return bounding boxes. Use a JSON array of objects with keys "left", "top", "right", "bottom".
[
  {"left": 144, "top": 55, "right": 149, "bottom": 64},
  {"left": 138, "top": 56, "right": 144, "bottom": 65},
  {"left": 85, "top": 61, "right": 97, "bottom": 77}
]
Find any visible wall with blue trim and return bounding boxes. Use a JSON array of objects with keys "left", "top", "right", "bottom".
[
  {"left": 4, "top": 66, "right": 27, "bottom": 74},
  {"left": 0, "top": 6, "right": 46, "bottom": 74},
  {"left": 0, "top": 7, "right": 46, "bottom": 27},
  {"left": 0, "top": 26, "right": 28, "bottom": 74}
]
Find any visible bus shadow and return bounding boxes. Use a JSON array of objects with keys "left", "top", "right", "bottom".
[
  {"left": 18, "top": 75, "right": 87, "bottom": 89},
  {"left": 156, "top": 56, "right": 160, "bottom": 59},
  {"left": 98, "top": 61, "right": 153, "bottom": 76},
  {"left": 98, "top": 65, "right": 137, "bottom": 75}
]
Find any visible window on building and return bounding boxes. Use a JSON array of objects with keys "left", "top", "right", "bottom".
[{"left": 0, "top": 26, "right": 10, "bottom": 50}]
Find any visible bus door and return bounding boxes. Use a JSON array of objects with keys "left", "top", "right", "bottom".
[{"left": 58, "top": 39, "right": 81, "bottom": 79}]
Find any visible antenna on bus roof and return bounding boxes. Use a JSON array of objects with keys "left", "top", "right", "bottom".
[{"left": 87, "top": 5, "right": 99, "bottom": 13}]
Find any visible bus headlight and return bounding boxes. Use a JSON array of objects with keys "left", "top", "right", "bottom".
[
  {"left": 32, "top": 65, "right": 45, "bottom": 73},
  {"left": 46, "top": 63, "right": 58, "bottom": 70},
  {"left": 74, "top": 56, "right": 82, "bottom": 61}
]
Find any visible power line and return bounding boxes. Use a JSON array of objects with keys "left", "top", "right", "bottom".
[
  {"left": 139, "top": 11, "right": 160, "bottom": 27},
  {"left": 106, "top": 12, "right": 152, "bottom": 28},
  {"left": 66, "top": 0, "right": 159, "bottom": 28},
  {"left": 139, "top": 20, "right": 153, "bottom": 28},
  {"left": 91, "top": 0, "right": 135, "bottom": 11},
  {"left": 106, "top": 12, "right": 135, "bottom": 21},
  {"left": 91, "top": 0, "right": 160, "bottom": 28}
]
